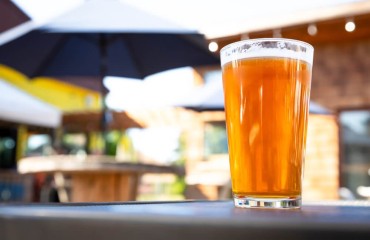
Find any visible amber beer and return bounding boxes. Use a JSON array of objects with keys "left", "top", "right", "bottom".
[{"left": 221, "top": 39, "right": 313, "bottom": 208}]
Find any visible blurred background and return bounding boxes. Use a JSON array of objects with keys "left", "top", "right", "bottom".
[{"left": 0, "top": 0, "right": 369, "bottom": 203}]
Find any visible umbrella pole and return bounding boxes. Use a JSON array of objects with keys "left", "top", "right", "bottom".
[{"left": 99, "top": 34, "right": 110, "bottom": 155}]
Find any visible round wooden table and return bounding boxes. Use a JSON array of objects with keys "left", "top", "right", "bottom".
[{"left": 18, "top": 155, "right": 184, "bottom": 202}]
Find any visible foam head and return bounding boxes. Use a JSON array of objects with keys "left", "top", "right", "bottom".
[{"left": 220, "top": 38, "right": 314, "bottom": 66}]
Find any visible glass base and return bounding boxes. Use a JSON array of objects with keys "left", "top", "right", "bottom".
[{"left": 233, "top": 196, "right": 301, "bottom": 209}]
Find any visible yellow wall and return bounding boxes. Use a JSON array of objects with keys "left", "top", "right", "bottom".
[{"left": 0, "top": 65, "right": 101, "bottom": 112}]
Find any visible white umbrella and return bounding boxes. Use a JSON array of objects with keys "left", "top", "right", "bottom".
[{"left": 43, "top": 0, "right": 194, "bottom": 33}]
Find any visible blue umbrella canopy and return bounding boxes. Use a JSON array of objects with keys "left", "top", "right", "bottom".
[
  {"left": 0, "top": 0, "right": 218, "bottom": 80},
  {"left": 175, "top": 77, "right": 330, "bottom": 114},
  {"left": 0, "top": 31, "right": 218, "bottom": 80}
]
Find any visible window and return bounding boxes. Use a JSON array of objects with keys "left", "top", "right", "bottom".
[
  {"left": 339, "top": 109, "right": 370, "bottom": 199},
  {"left": 26, "top": 134, "right": 52, "bottom": 156},
  {"left": 0, "top": 127, "right": 17, "bottom": 169},
  {"left": 204, "top": 121, "right": 228, "bottom": 157},
  {"left": 62, "top": 133, "right": 87, "bottom": 154}
]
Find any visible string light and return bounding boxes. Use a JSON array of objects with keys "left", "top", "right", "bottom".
[
  {"left": 307, "top": 23, "right": 318, "bottom": 36},
  {"left": 345, "top": 18, "right": 356, "bottom": 32},
  {"left": 241, "top": 33, "right": 250, "bottom": 40},
  {"left": 273, "top": 29, "right": 282, "bottom": 38},
  {"left": 208, "top": 41, "right": 218, "bottom": 52}
]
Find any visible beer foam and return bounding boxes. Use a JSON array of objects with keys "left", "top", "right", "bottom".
[{"left": 220, "top": 38, "right": 314, "bottom": 66}]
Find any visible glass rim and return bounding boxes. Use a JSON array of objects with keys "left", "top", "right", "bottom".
[
  {"left": 220, "top": 37, "right": 314, "bottom": 54},
  {"left": 220, "top": 38, "right": 314, "bottom": 66}
]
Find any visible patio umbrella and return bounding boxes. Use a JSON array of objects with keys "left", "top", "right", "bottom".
[
  {"left": 0, "top": 0, "right": 30, "bottom": 33},
  {"left": 0, "top": 0, "right": 218, "bottom": 80},
  {"left": 175, "top": 77, "right": 330, "bottom": 114},
  {"left": 0, "top": 31, "right": 216, "bottom": 81},
  {"left": 0, "top": 0, "right": 218, "bottom": 152},
  {"left": 0, "top": 0, "right": 34, "bottom": 46}
]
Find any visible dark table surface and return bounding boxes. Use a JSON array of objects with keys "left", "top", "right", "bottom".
[{"left": 0, "top": 200, "right": 369, "bottom": 240}]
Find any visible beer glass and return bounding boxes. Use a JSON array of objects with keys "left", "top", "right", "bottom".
[{"left": 220, "top": 38, "right": 314, "bottom": 208}]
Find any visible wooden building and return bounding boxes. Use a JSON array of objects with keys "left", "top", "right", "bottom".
[{"left": 191, "top": 3, "right": 370, "bottom": 200}]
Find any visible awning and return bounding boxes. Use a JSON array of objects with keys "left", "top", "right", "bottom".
[{"left": 0, "top": 80, "right": 61, "bottom": 128}]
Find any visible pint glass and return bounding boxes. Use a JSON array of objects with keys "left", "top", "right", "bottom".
[{"left": 220, "top": 38, "right": 314, "bottom": 208}]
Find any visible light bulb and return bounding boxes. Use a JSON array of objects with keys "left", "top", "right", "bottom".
[
  {"left": 307, "top": 24, "right": 318, "bottom": 36},
  {"left": 273, "top": 29, "right": 282, "bottom": 38},
  {"left": 345, "top": 19, "right": 356, "bottom": 32},
  {"left": 208, "top": 41, "right": 218, "bottom": 52},
  {"left": 241, "top": 33, "right": 250, "bottom": 40}
]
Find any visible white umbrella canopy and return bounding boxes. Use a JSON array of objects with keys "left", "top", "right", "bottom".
[
  {"left": 121, "top": 0, "right": 369, "bottom": 38},
  {"left": 42, "top": 0, "right": 196, "bottom": 33},
  {"left": 0, "top": 80, "right": 61, "bottom": 128},
  {"left": 13, "top": 0, "right": 368, "bottom": 39}
]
